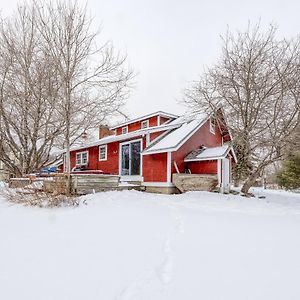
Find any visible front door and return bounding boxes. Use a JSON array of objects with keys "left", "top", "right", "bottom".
[{"left": 120, "top": 140, "right": 142, "bottom": 176}]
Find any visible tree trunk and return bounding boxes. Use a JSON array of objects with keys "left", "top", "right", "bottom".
[
  {"left": 65, "top": 127, "right": 71, "bottom": 195},
  {"left": 65, "top": 92, "right": 72, "bottom": 196},
  {"left": 241, "top": 171, "right": 260, "bottom": 194}
]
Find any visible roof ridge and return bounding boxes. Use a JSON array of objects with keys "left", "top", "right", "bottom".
[{"left": 110, "top": 111, "right": 179, "bottom": 130}]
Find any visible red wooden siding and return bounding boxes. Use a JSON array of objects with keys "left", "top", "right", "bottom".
[
  {"left": 171, "top": 119, "right": 222, "bottom": 174},
  {"left": 116, "top": 116, "right": 158, "bottom": 135},
  {"left": 149, "top": 130, "right": 167, "bottom": 142},
  {"left": 70, "top": 137, "right": 147, "bottom": 175},
  {"left": 143, "top": 153, "right": 168, "bottom": 182},
  {"left": 159, "top": 116, "right": 171, "bottom": 125},
  {"left": 187, "top": 160, "right": 218, "bottom": 174},
  {"left": 70, "top": 142, "right": 119, "bottom": 174}
]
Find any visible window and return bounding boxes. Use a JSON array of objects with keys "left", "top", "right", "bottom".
[
  {"left": 99, "top": 145, "right": 107, "bottom": 161},
  {"left": 76, "top": 151, "right": 88, "bottom": 165},
  {"left": 210, "top": 117, "right": 216, "bottom": 134},
  {"left": 122, "top": 126, "right": 128, "bottom": 134},
  {"left": 141, "top": 120, "right": 149, "bottom": 129}
]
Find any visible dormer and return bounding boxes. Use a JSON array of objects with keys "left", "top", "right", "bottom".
[{"left": 110, "top": 111, "right": 178, "bottom": 135}]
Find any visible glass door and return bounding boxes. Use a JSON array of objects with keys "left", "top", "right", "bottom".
[
  {"left": 130, "top": 141, "right": 141, "bottom": 175},
  {"left": 120, "top": 140, "right": 141, "bottom": 176},
  {"left": 121, "top": 144, "right": 130, "bottom": 175}
]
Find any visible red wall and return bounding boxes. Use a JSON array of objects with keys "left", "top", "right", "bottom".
[
  {"left": 171, "top": 119, "right": 222, "bottom": 174},
  {"left": 188, "top": 160, "right": 218, "bottom": 174},
  {"left": 116, "top": 116, "right": 158, "bottom": 135},
  {"left": 69, "top": 136, "right": 167, "bottom": 181},
  {"left": 143, "top": 153, "right": 168, "bottom": 182},
  {"left": 159, "top": 116, "right": 170, "bottom": 125},
  {"left": 70, "top": 142, "right": 119, "bottom": 174},
  {"left": 149, "top": 130, "right": 167, "bottom": 142}
]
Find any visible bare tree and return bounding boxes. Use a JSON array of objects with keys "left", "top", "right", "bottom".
[
  {"left": 0, "top": 4, "right": 63, "bottom": 176},
  {"left": 0, "top": 1, "right": 133, "bottom": 185},
  {"left": 184, "top": 24, "right": 300, "bottom": 194},
  {"left": 36, "top": 1, "right": 133, "bottom": 193}
]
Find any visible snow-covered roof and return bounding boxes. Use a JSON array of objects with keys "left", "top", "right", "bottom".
[
  {"left": 66, "top": 118, "right": 185, "bottom": 153},
  {"left": 66, "top": 111, "right": 234, "bottom": 158},
  {"left": 184, "top": 145, "right": 237, "bottom": 162},
  {"left": 110, "top": 111, "right": 178, "bottom": 130},
  {"left": 142, "top": 113, "right": 209, "bottom": 155}
]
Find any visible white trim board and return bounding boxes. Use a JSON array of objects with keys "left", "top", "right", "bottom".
[
  {"left": 167, "top": 152, "right": 172, "bottom": 183},
  {"left": 142, "top": 182, "right": 175, "bottom": 187}
]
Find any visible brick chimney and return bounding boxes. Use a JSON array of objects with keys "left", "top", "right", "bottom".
[{"left": 99, "top": 125, "right": 114, "bottom": 139}]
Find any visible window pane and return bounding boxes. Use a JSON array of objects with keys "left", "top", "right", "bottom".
[
  {"left": 99, "top": 146, "right": 106, "bottom": 160},
  {"left": 121, "top": 144, "right": 130, "bottom": 175},
  {"left": 130, "top": 141, "right": 141, "bottom": 175}
]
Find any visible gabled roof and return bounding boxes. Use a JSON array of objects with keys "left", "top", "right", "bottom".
[
  {"left": 66, "top": 118, "right": 184, "bottom": 153},
  {"left": 142, "top": 113, "right": 209, "bottom": 155},
  {"left": 65, "top": 108, "right": 233, "bottom": 156},
  {"left": 184, "top": 145, "right": 237, "bottom": 163},
  {"left": 110, "top": 111, "right": 178, "bottom": 130}
]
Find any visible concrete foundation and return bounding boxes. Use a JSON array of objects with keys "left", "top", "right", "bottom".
[{"left": 144, "top": 186, "right": 180, "bottom": 194}]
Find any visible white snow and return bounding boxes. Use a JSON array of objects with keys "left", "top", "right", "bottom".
[
  {"left": 144, "top": 113, "right": 208, "bottom": 154},
  {"left": 1, "top": 187, "right": 300, "bottom": 300},
  {"left": 185, "top": 144, "right": 230, "bottom": 161}
]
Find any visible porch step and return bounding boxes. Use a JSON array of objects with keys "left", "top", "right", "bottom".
[{"left": 76, "top": 185, "right": 145, "bottom": 195}]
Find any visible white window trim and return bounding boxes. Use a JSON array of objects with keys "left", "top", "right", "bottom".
[
  {"left": 122, "top": 126, "right": 128, "bottom": 134},
  {"left": 210, "top": 117, "right": 216, "bottom": 135},
  {"left": 141, "top": 119, "right": 149, "bottom": 129},
  {"left": 99, "top": 144, "right": 108, "bottom": 161},
  {"left": 119, "top": 138, "right": 143, "bottom": 177},
  {"left": 76, "top": 151, "right": 88, "bottom": 166}
]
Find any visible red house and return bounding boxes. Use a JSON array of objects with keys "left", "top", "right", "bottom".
[{"left": 64, "top": 109, "right": 237, "bottom": 193}]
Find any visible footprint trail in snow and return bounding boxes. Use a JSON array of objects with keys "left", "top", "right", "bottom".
[{"left": 116, "top": 201, "right": 185, "bottom": 300}]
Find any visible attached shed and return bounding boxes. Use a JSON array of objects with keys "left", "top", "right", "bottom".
[{"left": 184, "top": 145, "right": 237, "bottom": 193}]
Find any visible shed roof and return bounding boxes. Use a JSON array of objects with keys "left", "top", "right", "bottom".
[{"left": 184, "top": 145, "right": 237, "bottom": 162}]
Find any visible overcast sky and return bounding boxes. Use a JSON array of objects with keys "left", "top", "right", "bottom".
[{"left": 2, "top": 0, "right": 300, "bottom": 119}]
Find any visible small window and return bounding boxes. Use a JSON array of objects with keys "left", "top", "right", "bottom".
[
  {"left": 122, "top": 126, "right": 128, "bottom": 134},
  {"left": 76, "top": 151, "right": 88, "bottom": 165},
  {"left": 210, "top": 117, "right": 216, "bottom": 134},
  {"left": 99, "top": 145, "right": 107, "bottom": 161},
  {"left": 141, "top": 120, "right": 149, "bottom": 129}
]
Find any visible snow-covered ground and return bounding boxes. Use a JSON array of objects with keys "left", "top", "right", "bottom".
[{"left": 1, "top": 187, "right": 300, "bottom": 300}]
